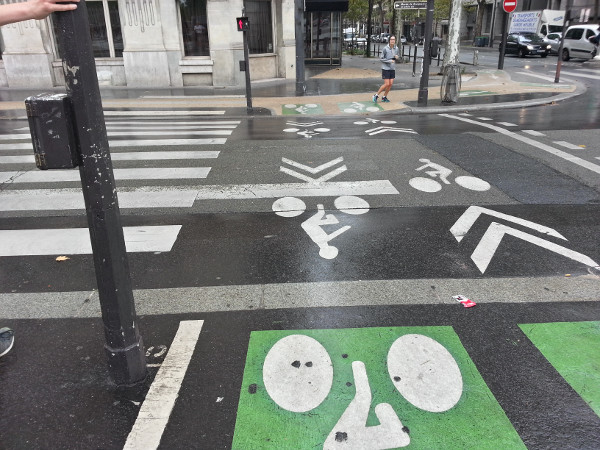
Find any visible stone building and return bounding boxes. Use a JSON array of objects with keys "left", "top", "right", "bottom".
[{"left": 0, "top": 0, "right": 309, "bottom": 88}]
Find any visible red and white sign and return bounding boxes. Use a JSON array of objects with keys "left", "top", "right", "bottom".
[{"left": 503, "top": 0, "right": 517, "bottom": 13}]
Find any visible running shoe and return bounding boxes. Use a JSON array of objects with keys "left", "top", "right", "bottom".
[
  {"left": 372, "top": 94, "right": 378, "bottom": 103},
  {"left": 382, "top": 97, "right": 391, "bottom": 103}
]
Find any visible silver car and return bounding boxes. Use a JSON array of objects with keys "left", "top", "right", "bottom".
[{"left": 544, "top": 32, "right": 562, "bottom": 54}]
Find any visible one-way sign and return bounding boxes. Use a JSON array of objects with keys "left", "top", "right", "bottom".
[{"left": 394, "top": 1, "right": 427, "bottom": 9}]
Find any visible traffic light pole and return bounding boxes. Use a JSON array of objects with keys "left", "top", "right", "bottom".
[
  {"left": 53, "top": 3, "right": 146, "bottom": 386},
  {"left": 241, "top": 10, "right": 253, "bottom": 112},
  {"left": 417, "top": 0, "right": 434, "bottom": 106}
]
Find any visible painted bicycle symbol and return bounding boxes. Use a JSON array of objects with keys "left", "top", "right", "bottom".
[
  {"left": 409, "top": 158, "right": 491, "bottom": 193},
  {"left": 272, "top": 196, "right": 369, "bottom": 259},
  {"left": 263, "top": 333, "right": 463, "bottom": 449}
]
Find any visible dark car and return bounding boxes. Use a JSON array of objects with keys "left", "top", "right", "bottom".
[{"left": 501, "top": 32, "right": 551, "bottom": 58}]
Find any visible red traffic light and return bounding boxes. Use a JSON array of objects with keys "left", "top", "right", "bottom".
[{"left": 236, "top": 17, "right": 249, "bottom": 31}]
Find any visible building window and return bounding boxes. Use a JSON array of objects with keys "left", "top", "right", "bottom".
[
  {"left": 245, "top": 0, "right": 273, "bottom": 54},
  {"left": 52, "top": 0, "right": 123, "bottom": 58},
  {"left": 178, "top": 0, "right": 210, "bottom": 56}
]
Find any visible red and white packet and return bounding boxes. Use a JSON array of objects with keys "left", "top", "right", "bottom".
[{"left": 453, "top": 295, "right": 477, "bottom": 308}]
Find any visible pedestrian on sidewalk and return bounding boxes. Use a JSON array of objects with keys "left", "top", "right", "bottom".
[
  {"left": 0, "top": 0, "right": 78, "bottom": 26},
  {"left": 0, "top": 0, "right": 79, "bottom": 358},
  {"left": 373, "top": 35, "right": 400, "bottom": 103}
]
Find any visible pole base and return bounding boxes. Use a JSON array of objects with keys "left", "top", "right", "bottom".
[
  {"left": 417, "top": 88, "right": 428, "bottom": 106},
  {"left": 105, "top": 337, "right": 147, "bottom": 387}
]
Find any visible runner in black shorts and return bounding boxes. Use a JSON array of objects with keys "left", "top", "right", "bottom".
[{"left": 373, "top": 36, "right": 399, "bottom": 103}]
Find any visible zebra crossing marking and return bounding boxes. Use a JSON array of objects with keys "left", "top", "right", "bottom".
[
  {"left": 0, "top": 181, "right": 398, "bottom": 211},
  {"left": 0, "top": 167, "right": 211, "bottom": 183},
  {"left": 0, "top": 151, "right": 220, "bottom": 164},
  {"left": 103, "top": 110, "right": 226, "bottom": 116},
  {"left": 0, "top": 225, "right": 182, "bottom": 256}
]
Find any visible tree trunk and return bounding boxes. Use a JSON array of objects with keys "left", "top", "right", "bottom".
[
  {"left": 443, "top": 0, "right": 462, "bottom": 68},
  {"left": 474, "top": 0, "right": 486, "bottom": 38}
]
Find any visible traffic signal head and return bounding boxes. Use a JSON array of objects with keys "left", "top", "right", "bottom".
[{"left": 236, "top": 17, "right": 250, "bottom": 31}]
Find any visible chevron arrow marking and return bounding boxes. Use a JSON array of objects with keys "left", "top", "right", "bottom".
[
  {"left": 450, "top": 206, "right": 565, "bottom": 243},
  {"left": 470, "top": 222, "right": 598, "bottom": 273},
  {"left": 280, "top": 157, "right": 347, "bottom": 183}
]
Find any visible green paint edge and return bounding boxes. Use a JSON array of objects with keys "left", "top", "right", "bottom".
[{"left": 520, "top": 321, "right": 600, "bottom": 417}]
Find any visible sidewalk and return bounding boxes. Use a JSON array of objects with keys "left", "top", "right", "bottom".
[{"left": 0, "top": 49, "right": 584, "bottom": 117}]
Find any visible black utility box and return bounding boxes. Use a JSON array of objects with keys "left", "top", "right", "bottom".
[{"left": 25, "top": 94, "right": 79, "bottom": 170}]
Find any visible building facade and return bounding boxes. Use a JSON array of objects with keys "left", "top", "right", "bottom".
[{"left": 0, "top": 0, "right": 300, "bottom": 88}]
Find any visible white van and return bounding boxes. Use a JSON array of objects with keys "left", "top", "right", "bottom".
[{"left": 561, "top": 24, "right": 599, "bottom": 61}]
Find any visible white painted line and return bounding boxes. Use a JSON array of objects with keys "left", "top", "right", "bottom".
[
  {"left": 112, "top": 151, "right": 220, "bottom": 160},
  {"left": 14, "top": 124, "right": 239, "bottom": 132},
  {"left": 557, "top": 70, "right": 600, "bottom": 80},
  {"left": 192, "top": 180, "right": 400, "bottom": 199},
  {"left": 107, "top": 130, "right": 232, "bottom": 137},
  {"left": 0, "top": 167, "right": 211, "bottom": 183},
  {"left": 0, "top": 181, "right": 398, "bottom": 211},
  {"left": 0, "top": 225, "right": 182, "bottom": 256},
  {"left": 440, "top": 114, "right": 600, "bottom": 175},
  {"left": 0, "top": 189, "right": 197, "bottom": 211},
  {"left": 103, "top": 110, "right": 225, "bottom": 116},
  {"left": 104, "top": 121, "right": 241, "bottom": 126},
  {"left": 141, "top": 94, "right": 246, "bottom": 98},
  {"left": 107, "top": 125, "right": 238, "bottom": 130},
  {"left": 0, "top": 143, "right": 33, "bottom": 151},
  {"left": 522, "top": 130, "right": 546, "bottom": 136},
  {"left": 516, "top": 72, "right": 573, "bottom": 83},
  {"left": 0, "top": 138, "right": 228, "bottom": 152},
  {"left": 496, "top": 122, "right": 517, "bottom": 127},
  {"left": 476, "top": 117, "right": 493, "bottom": 121},
  {"left": 553, "top": 141, "right": 584, "bottom": 150},
  {"left": 458, "top": 113, "right": 472, "bottom": 116},
  {"left": 124, "top": 320, "right": 203, "bottom": 450},
  {"left": 110, "top": 138, "right": 227, "bottom": 147},
  {"left": 0, "top": 151, "right": 220, "bottom": 164},
  {"left": 0, "top": 134, "right": 31, "bottom": 141},
  {"left": 0, "top": 155, "right": 32, "bottom": 164}
]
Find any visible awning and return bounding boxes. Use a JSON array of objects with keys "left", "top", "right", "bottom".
[{"left": 305, "top": 0, "right": 349, "bottom": 12}]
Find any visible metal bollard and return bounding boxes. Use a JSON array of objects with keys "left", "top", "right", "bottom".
[{"left": 473, "top": 49, "right": 479, "bottom": 66}]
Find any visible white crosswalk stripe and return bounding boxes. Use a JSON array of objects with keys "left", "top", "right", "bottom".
[{"left": 0, "top": 112, "right": 241, "bottom": 257}]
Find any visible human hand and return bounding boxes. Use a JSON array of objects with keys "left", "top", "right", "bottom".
[{"left": 27, "top": 0, "right": 79, "bottom": 20}]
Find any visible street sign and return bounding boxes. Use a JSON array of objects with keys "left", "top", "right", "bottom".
[
  {"left": 503, "top": 0, "right": 517, "bottom": 13},
  {"left": 394, "top": 1, "right": 427, "bottom": 9}
]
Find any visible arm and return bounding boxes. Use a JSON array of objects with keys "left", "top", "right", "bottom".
[{"left": 0, "top": 0, "right": 78, "bottom": 26}]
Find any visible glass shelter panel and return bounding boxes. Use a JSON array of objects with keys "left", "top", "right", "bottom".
[{"left": 304, "top": 11, "right": 341, "bottom": 65}]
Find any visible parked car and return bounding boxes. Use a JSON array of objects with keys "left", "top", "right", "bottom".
[
  {"left": 501, "top": 32, "right": 551, "bottom": 57},
  {"left": 561, "top": 24, "right": 598, "bottom": 61},
  {"left": 544, "top": 32, "right": 562, "bottom": 54},
  {"left": 379, "top": 33, "right": 390, "bottom": 43}
]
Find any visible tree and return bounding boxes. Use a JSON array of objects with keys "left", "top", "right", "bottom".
[{"left": 474, "top": 0, "right": 486, "bottom": 38}]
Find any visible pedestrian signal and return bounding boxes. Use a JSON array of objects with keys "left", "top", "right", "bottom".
[{"left": 236, "top": 17, "right": 249, "bottom": 31}]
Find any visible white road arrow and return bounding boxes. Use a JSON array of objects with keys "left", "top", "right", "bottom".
[
  {"left": 451, "top": 206, "right": 598, "bottom": 273},
  {"left": 280, "top": 157, "right": 347, "bottom": 183},
  {"left": 365, "top": 126, "right": 417, "bottom": 136}
]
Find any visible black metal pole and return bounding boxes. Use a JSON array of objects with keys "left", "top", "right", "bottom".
[
  {"left": 412, "top": 44, "right": 417, "bottom": 76},
  {"left": 498, "top": 10, "right": 508, "bottom": 70},
  {"left": 417, "top": 0, "right": 434, "bottom": 106},
  {"left": 242, "top": 27, "right": 253, "bottom": 112},
  {"left": 294, "top": 0, "right": 306, "bottom": 95},
  {"left": 53, "top": 2, "right": 146, "bottom": 386},
  {"left": 366, "top": 0, "right": 373, "bottom": 57},
  {"left": 555, "top": 0, "right": 572, "bottom": 83}
]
